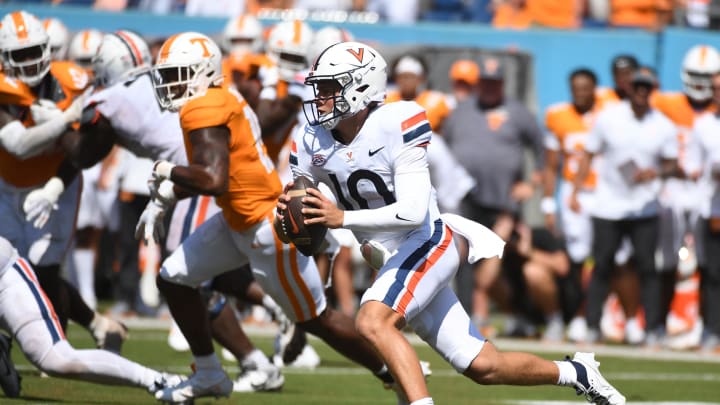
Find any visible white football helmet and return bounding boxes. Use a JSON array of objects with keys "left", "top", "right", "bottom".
[
  {"left": 221, "top": 14, "right": 263, "bottom": 56},
  {"left": 42, "top": 18, "right": 70, "bottom": 61},
  {"left": 304, "top": 41, "right": 387, "bottom": 130},
  {"left": 0, "top": 10, "right": 51, "bottom": 87},
  {"left": 93, "top": 30, "right": 152, "bottom": 88},
  {"left": 266, "top": 20, "right": 313, "bottom": 82},
  {"left": 68, "top": 29, "right": 104, "bottom": 68},
  {"left": 308, "top": 26, "right": 354, "bottom": 67},
  {"left": 151, "top": 32, "right": 223, "bottom": 112},
  {"left": 682, "top": 45, "right": 720, "bottom": 101}
]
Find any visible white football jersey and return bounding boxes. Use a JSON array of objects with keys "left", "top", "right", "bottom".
[
  {"left": 291, "top": 101, "right": 440, "bottom": 252},
  {"left": 87, "top": 73, "right": 187, "bottom": 165}
]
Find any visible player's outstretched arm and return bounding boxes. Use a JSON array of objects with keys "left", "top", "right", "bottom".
[{"left": 61, "top": 107, "right": 117, "bottom": 169}]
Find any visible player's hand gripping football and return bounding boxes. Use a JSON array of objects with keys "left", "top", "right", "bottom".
[
  {"left": 301, "top": 187, "right": 344, "bottom": 229},
  {"left": 274, "top": 181, "right": 294, "bottom": 243}
]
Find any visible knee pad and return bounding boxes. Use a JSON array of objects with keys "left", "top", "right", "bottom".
[{"left": 37, "top": 341, "right": 86, "bottom": 377}]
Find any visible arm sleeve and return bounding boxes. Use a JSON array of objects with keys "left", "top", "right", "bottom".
[
  {"left": 289, "top": 125, "right": 316, "bottom": 184},
  {"left": 0, "top": 118, "right": 67, "bottom": 159},
  {"left": 343, "top": 146, "right": 431, "bottom": 232}
]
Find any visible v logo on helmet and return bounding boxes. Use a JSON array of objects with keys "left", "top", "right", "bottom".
[
  {"left": 190, "top": 37, "right": 211, "bottom": 57},
  {"left": 347, "top": 48, "right": 364, "bottom": 63}
]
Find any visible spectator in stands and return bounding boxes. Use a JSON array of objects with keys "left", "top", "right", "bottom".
[
  {"left": 448, "top": 59, "right": 479, "bottom": 106},
  {"left": 357, "top": 0, "right": 420, "bottom": 23},
  {"left": 597, "top": 54, "right": 639, "bottom": 103},
  {"left": 571, "top": 70, "right": 681, "bottom": 345},
  {"left": 492, "top": 0, "right": 533, "bottom": 30},
  {"left": 386, "top": 54, "right": 451, "bottom": 132},
  {"left": 525, "top": 0, "right": 584, "bottom": 28},
  {"left": 442, "top": 55, "right": 544, "bottom": 333},
  {"left": 609, "top": 0, "right": 673, "bottom": 30}
]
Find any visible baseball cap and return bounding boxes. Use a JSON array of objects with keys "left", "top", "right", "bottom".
[
  {"left": 450, "top": 59, "right": 479, "bottom": 85},
  {"left": 631, "top": 70, "right": 655, "bottom": 87},
  {"left": 478, "top": 55, "right": 504, "bottom": 81},
  {"left": 611, "top": 54, "right": 639, "bottom": 71}
]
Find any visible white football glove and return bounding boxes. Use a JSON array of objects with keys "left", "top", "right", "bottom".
[
  {"left": 62, "top": 86, "right": 94, "bottom": 124},
  {"left": 30, "top": 100, "right": 63, "bottom": 125},
  {"left": 23, "top": 177, "right": 64, "bottom": 229},
  {"left": 135, "top": 199, "right": 167, "bottom": 245}
]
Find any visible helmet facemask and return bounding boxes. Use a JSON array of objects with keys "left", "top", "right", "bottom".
[
  {"left": 151, "top": 60, "right": 217, "bottom": 112},
  {"left": 303, "top": 71, "right": 357, "bottom": 130},
  {"left": 682, "top": 70, "right": 714, "bottom": 101},
  {"left": 2, "top": 41, "right": 51, "bottom": 87}
]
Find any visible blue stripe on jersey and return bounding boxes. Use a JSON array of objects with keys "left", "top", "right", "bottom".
[
  {"left": 180, "top": 196, "right": 199, "bottom": 243},
  {"left": 382, "top": 219, "right": 444, "bottom": 308},
  {"left": 13, "top": 263, "right": 61, "bottom": 344},
  {"left": 402, "top": 122, "right": 431, "bottom": 144},
  {"left": 289, "top": 155, "right": 298, "bottom": 166}
]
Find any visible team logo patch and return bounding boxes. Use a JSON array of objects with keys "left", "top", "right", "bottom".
[{"left": 312, "top": 154, "right": 327, "bottom": 166}]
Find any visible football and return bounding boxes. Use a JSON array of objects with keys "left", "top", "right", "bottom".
[{"left": 280, "top": 176, "right": 328, "bottom": 256}]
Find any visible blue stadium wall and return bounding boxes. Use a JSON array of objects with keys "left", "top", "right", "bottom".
[{"left": 3, "top": 4, "right": 720, "bottom": 115}]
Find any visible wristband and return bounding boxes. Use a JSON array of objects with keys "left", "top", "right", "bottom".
[
  {"left": 154, "top": 160, "right": 175, "bottom": 180},
  {"left": 540, "top": 196, "right": 557, "bottom": 214}
]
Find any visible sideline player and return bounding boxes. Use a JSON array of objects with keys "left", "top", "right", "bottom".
[
  {"left": 279, "top": 40, "right": 626, "bottom": 405},
  {"left": 142, "top": 33, "right": 396, "bottom": 402}
]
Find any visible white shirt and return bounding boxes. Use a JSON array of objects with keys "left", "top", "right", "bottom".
[
  {"left": 693, "top": 113, "right": 720, "bottom": 218},
  {"left": 291, "top": 101, "right": 439, "bottom": 252},
  {"left": 88, "top": 74, "right": 187, "bottom": 165},
  {"left": 585, "top": 101, "right": 678, "bottom": 220}
]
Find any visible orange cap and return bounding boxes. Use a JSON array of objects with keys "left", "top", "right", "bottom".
[{"left": 450, "top": 59, "right": 479, "bottom": 85}]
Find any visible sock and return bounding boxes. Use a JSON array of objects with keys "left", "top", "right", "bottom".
[
  {"left": 241, "top": 349, "right": 271, "bottom": 369},
  {"left": 554, "top": 360, "right": 578, "bottom": 386},
  {"left": 73, "top": 248, "right": 96, "bottom": 310},
  {"left": 194, "top": 353, "right": 222, "bottom": 371},
  {"left": 410, "top": 398, "right": 434, "bottom": 405},
  {"left": 546, "top": 311, "right": 563, "bottom": 324}
]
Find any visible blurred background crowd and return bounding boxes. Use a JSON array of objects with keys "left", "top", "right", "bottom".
[{"left": 3, "top": 0, "right": 719, "bottom": 359}]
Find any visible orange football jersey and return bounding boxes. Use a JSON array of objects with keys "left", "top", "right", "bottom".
[
  {"left": 180, "top": 87, "right": 282, "bottom": 232},
  {"left": 652, "top": 92, "right": 715, "bottom": 167},
  {"left": 545, "top": 102, "right": 600, "bottom": 189},
  {"left": 0, "top": 61, "right": 89, "bottom": 187},
  {"left": 386, "top": 89, "right": 450, "bottom": 132}
]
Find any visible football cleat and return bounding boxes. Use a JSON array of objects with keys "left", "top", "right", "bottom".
[
  {"left": 0, "top": 333, "right": 21, "bottom": 398},
  {"left": 148, "top": 372, "right": 187, "bottom": 395},
  {"left": 90, "top": 314, "right": 128, "bottom": 354},
  {"left": 154, "top": 367, "right": 232, "bottom": 403},
  {"left": 569, "top": 352, "right": 626, "bottom": 405},
  {"left": 233, "top": 364, "right": 284, "bottom": 393}
]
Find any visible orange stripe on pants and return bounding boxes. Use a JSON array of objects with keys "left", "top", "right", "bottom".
[
  {"left": 396, "top": 227, "right": 453, "bottom": 316},
  {"left": 272, "top": 228, "right": 305, "bottom": 321},
  {"left": 17, "top": 258, "right": 66, "bottom": 339},
  {"left": 288, "top": 246, "right": 317, "bottom": 319}
]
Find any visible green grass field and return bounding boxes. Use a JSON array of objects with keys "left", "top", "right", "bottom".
[{"left": 4, "top": 324, "right": 720, "bottom": 404}]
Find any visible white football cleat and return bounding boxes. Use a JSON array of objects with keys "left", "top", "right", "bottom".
[
  {"left": 570, "top": 352, "right": 626, "bottom": 405},
  {"left": 90, "top": 314, "right": 128, "bottom": 354},
  {"left": 148, "top": 372, "right": 186, "bottom": 395},
  {"left": 154, "top": 367, "right": 232, "bottom": 402},
  {"left": 233, "top": 364, "right": 284, "bottom": 393}
]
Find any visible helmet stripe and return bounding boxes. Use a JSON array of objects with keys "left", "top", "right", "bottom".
[
  {"left": 116, "top": 31, "right": 143, "bottom": 67},
  {"left": 699, "top": 46, "right": 708, "bottom": 67},
  {"left": 292, "top": 20, "right": 302, "bottom": 45},
  {"left": 42, "top": 19, "right": 50, "bottom": 30},
  {"left": 158, "top": 34, "right": 180, "bottom": 62},
  {"left": 11, "top": 12, "right": 28, "bottom": 41},
  {"left": 82, "top": 30, "right": 91, "bottom": 51},
  {"left": 236, "top": 15, "right": 246, "bottom": 30}
]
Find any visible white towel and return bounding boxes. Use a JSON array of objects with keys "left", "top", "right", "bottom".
[{"left": 441, "top": 213, "right": 506, "bottom": 263}]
